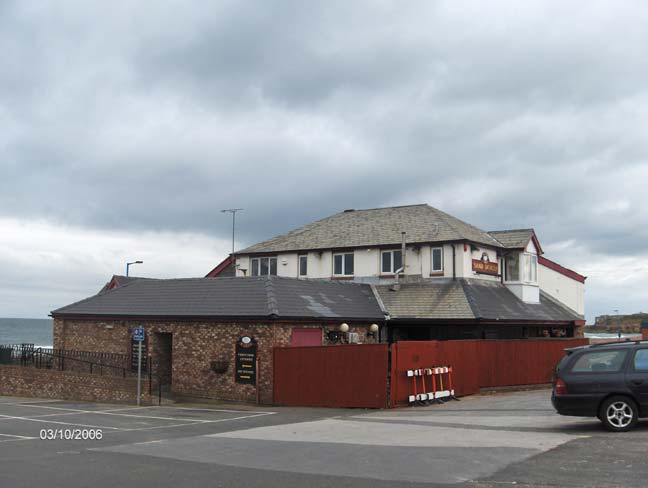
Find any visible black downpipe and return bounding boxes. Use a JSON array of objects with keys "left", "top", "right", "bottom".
[{"left": 452, "top": 244, "right": 456, "bottom": 280}]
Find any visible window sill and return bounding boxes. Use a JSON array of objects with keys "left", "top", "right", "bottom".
[
  {"left": 430, "top": 271, "right": 444, "bottom": 277},
  {"left": 331, "top": 276, "right": 354, "bottom": 280}
]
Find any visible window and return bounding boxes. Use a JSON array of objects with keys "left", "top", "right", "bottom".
[
  {"left": 333, "top": 252, "right": 354, "bottom": 276},
  {"left": 633, "top": 349, "right": 648, "bottom": 372},
  {"left": 381, "top": 250, "right": 402, "bottom": 274},
  {"left": 524, "top": 254, "right": 538, "bottom": 283},
  {"left": 298, "top": 255, "right": 308, "bottom": 277},
  {"left": 505, "top": 253, "right": 520, "bottom": 281},
  {"left": 431, "top": 247, "right": 443, "bottom": 273},
  {"left": 250, "top": 257, "right": 277, "bottom": 276},
  {"left": 571, "top": 350, "right": 628, "bottom": 373}
]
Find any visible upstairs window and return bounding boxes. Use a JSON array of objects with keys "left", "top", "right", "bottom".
[
  {"left": 431, "top": 247, "right": 443, "bottom": 273},
  {"left": 333, "top": 252, "right": 354, "bottom": 276},
  {"left": 250, "top": 257, "right": 277, "bottom": 276},
  {"left": 504, "top": 253, "right": 520, "bottom": 282},
  {"left": 381, "top": 250, "right": 402, "bottom": 274},
  {"left": 298, "top": 255, "right": 308, "bottom": 277},
  {"left": 524, "top": 254, "right": 538, "bottom": 283}
]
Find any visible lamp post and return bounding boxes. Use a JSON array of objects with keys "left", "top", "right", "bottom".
[
  {"left": 126, "top": 260, "right": 143, "bottom": 277},
  {"left": 221, "top": 208, "right": 243, "bottom": 254}
]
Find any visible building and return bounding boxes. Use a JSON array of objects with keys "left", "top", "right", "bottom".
[
  {"left": 211, "top": 204, "right": 586, "bottom": 339},
  {"left": 51, "top": 277, "right": 384, "bottom": 403},
  {"left": 51, "top": 203, "right": 585, "bottom": 403}
]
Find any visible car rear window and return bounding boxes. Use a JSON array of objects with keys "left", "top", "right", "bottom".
[
  {"left": 571, "top": 350, "right": 628, "bottom": 373},
  {"left": 633, "top": 349, "right": 648, "bottom": 372}
]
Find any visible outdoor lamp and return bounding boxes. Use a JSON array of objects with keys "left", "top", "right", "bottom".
[
  {"left": 368, "top": 323, "right": 379, "bottom": 338},
  {"left": 339, "top": 323, "right": 349, "bottom": 333}
]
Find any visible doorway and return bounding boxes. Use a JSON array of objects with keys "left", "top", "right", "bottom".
[{"left": 155, "top": 332, "right": 173, "bottom": 392}]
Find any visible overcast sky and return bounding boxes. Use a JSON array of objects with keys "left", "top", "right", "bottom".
[{"left": 2, "top": 0, "right": 647, "bottom": 322}]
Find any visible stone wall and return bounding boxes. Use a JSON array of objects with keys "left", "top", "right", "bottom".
[
  {"left": 53, "top": 318, "right": 377, "bottom": 404},
  {"left": 0, "top": 364, "right": 153, "bottom": 404}
]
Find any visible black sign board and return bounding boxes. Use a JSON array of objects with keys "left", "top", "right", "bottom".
[
  {"left": 235, "top": 336, "right": 257, "bottom": 385},
  {"left": 130, "top": 334, "right": 148, "bottom": 373}
]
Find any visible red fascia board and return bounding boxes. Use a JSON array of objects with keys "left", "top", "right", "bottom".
[
  {"left": 538, "top": 256, "right": 586, "bottom": 283},
  {"left": 205, "top": 256, "right": 233, "bottom": 278}
]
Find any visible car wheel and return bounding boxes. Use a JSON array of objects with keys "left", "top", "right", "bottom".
[{"left": 598, "top": 396, "right": 638, "bottom": 432}]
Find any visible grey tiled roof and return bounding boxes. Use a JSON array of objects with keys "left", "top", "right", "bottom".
[
  {"left": 461, "top": 279, "right": 583, "bottom": 322},
  {"left": 375, "top": 279, "right": 582, "bottom": 322},
  {"left": 238, "top": 204, "right": 503, "bottom": 254},
  {"left": 375, "top": 281, "right": 474, "bottom": 320},
  {"left": 54, "top": 276, "right": 385, "bottom": 321},
  {"left": 488, "top": 229, "right": 534, "bottom": 249}
]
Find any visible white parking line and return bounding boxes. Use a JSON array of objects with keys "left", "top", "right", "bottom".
[
  {"left": 0, "top": 432, "right": 37, "bottom": 439},
  {"left": 0, "top": 413, "right": 121, "bottom": 430}
]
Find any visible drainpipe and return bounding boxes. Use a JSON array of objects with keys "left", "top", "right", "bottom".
[
  {"left": 401, "top": 231, "right": 407, "bottom": 277},
  {"left": 451, "top": 244, "right": 456, "bottom": 280}
]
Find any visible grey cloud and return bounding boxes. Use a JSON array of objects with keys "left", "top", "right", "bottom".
[{"left": 2, "top": 1, "right": 648, "bottom": 321}]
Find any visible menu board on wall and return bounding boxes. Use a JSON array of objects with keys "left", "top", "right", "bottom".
[{"left": 235, "top": 336, "right": 257, "bottom": 385}]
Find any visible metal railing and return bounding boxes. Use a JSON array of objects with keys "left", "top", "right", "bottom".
[{"left": 0, "top": 344, "right": 138, "bottom": 378}]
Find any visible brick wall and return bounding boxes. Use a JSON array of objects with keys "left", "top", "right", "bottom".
[
  {"left": 53, "top": 318, "right": 376, "bottom": 404},
  {"left": 0, "top": 364, "right": 153, "bottom": 404}
]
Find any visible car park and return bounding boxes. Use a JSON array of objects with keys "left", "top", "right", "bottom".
[{"left": 552, "top": 340, "right": 648, "bottom": 431}]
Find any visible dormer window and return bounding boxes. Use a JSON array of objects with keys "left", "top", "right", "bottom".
[
  {"left": 250, "top": 257, "right": 277, "bottom": 276},
  {"left": 381, "top": 250, "right": 402, "bottom": 274},
  {"left": 523, "top": 253, "right": 538, "bottom": 283},
  {"left": 504, "top": 253, "right": 520, "bottom": 282}
]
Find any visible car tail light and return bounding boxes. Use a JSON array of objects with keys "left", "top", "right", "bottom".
[{"left": 554, "top": 378, "right": 568, "bottom": 395}]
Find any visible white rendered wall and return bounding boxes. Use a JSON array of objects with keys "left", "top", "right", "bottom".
[{"left": 539, "top": 264, "right": 585, "bottom": 315}]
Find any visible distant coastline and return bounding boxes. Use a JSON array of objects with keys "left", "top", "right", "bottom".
[{"left": 0, "top": 317, "right": 53, "bottom": 347}]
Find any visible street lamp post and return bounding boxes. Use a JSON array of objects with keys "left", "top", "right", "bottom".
[
  {"left": 221, "top": 208, "right": 243, "bottom": 254},
  {"left": 126, "top": 260, "right": 143, "bottom": 277}
]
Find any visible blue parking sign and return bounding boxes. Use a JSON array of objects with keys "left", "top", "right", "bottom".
[{"left": 132, "top": 327, "right": 145, "bottom": 342}]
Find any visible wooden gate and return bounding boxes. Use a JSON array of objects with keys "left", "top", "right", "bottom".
[{"left": 274, "top": 344, "right": 389, "bottom": 408}]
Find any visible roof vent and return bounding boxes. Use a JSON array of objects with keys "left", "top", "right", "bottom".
[{"left": 343, "top": 209, "right": 355, "bottom": 213}]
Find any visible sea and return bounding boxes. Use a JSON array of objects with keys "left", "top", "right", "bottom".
[{"left": 0, "top": 318, "right": 53, "bottom": 347}]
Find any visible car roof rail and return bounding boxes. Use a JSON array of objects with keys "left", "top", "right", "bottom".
[{"left": 589, "top": 340, "right": 648, "bottom": 348}]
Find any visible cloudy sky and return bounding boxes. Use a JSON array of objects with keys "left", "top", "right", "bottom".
[{"left": 1, "top": 0, "right": 647, "bottom": 322}]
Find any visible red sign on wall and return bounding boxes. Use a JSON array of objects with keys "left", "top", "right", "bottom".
[{"left": 472, "top": 259, "right": 499, "bottom": 275}]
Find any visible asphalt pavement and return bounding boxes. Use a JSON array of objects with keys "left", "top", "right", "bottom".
[{"left": 0, "top": 390, "right": 646, "bottom": 487}]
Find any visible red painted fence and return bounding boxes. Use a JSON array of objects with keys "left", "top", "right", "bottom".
[
  {"left": 273, "top": 344, "right": 389, "bottom": 408},
  {"left": 389, "top": 339, "right": 589, "bottom": 407}
]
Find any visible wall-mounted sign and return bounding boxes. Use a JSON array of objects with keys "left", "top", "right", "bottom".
[
  {"left": 472, "top": 259, "right": 499, "bottom": 276},
  {"left": 235, "top": 336, "right": 257, "bottom": 385}
]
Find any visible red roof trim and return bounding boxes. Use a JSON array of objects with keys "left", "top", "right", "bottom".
[
  {"left": 529, "top": 233, "right": 543, "bottom": 255},
  {"left": 538, "top": 256, "right": 586, "bottom": 283},
  {"left": 205, "top": 256, "right": 233, "bottom": 278}
]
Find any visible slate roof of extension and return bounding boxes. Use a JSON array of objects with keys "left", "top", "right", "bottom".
[
  {"left": 237, "top": 204, "right": 504, "bottom": 254},
  {"left": 487, "top": 229, "right": 535, "bottom": 249},
  {"left": 53, "top": 276, "right": 386, "bottom": 321},
  {"left": 375, "top": 279, "right": 583, "bottom": 322}
]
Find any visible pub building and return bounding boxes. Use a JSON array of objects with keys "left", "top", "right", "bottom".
[{"left": 52, "top": 204, "right": 585, "bottom": 403}]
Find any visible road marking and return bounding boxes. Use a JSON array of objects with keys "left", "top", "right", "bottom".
[
  {"left": 102, "top": 412, "right": 276, "bottom": 433},
  {"left": 0, "top": 413, "right": 121, "bottom": 430},
  {"left": 0, "top": 433, "right": 37, "bottom": 439}
]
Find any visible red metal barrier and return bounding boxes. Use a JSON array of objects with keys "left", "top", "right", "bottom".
[
  {"left": 390, "top": 339, "right": 589, "bottom": 407},
  {"left": 273, "top": 344, "right": 389, "bottom": 408}
]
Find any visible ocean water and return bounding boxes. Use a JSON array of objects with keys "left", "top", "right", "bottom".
[{"left": 0, "top": 318, "right": 53, "bottom": 347}]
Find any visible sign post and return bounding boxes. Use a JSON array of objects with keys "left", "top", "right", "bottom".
[
  {"left": 235, "top": 336, "right": 257, "bottom": 385},
  {"left": 132, "top": 327, "right": 145, "bottom": 406}
]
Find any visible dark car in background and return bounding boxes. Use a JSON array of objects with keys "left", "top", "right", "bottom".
[{"left": 552, "top": 341, "right": 648, "bottom": 431}]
